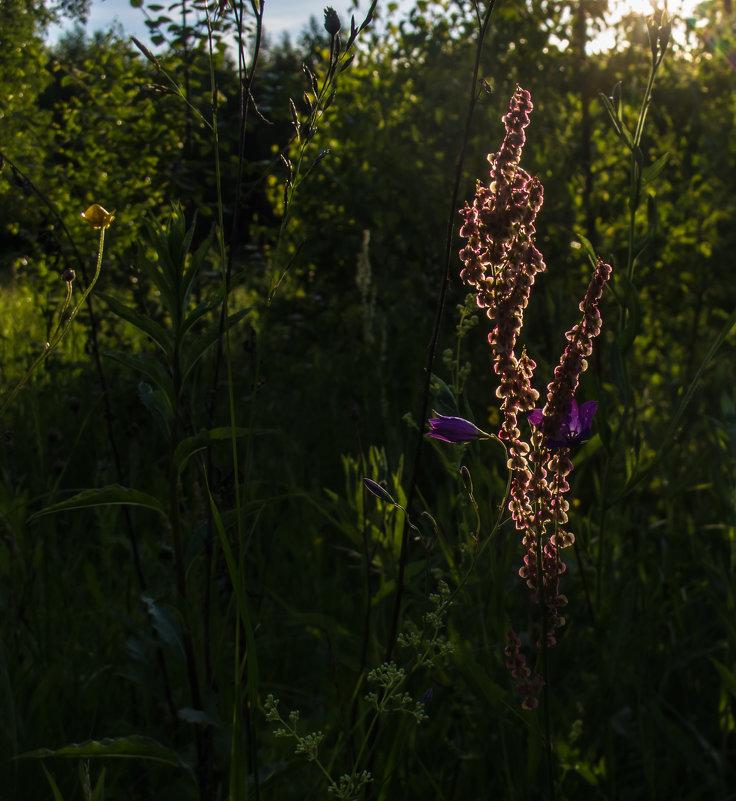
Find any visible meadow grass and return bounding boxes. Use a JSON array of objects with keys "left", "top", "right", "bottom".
[{"left": 1, "top": 2, "right": 735, "bottom": 800}]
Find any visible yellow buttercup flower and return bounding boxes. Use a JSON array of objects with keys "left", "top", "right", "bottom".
[{"left": 81, "top": 204, "right": 115, "bottom": 229}]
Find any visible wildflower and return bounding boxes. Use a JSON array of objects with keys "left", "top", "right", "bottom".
[
  {"left": 60, "top": 268, "right": 76, "bottom": 283},
  {"left": 81, "top": 204, "right": 115, "bottom": 229},
  {"left": 426, "top": 414, "right": 487, "bottom": 444},
  {"left": 527, "top": 399, "right": 598, "bottom": 450}
]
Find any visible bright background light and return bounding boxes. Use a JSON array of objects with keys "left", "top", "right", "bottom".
[
  {"left": 608, "top": 0, "right": 702, "bottom": 19},
  {"left": 45, "top": 0, "right": 706, "bottom": 50}
]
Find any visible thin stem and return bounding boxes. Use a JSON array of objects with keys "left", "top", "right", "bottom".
[
  {"left": 0, "top": 227, "right": 106, "bottom": 419},
  {"left": 203, "top": 7, "right": 255, "bottom": 800},
  {"left": 534, "top": 508, "right": 555, "bottom": 801},
  {"left": 386, "top": 0, "right": 497, "bottom": 662}
]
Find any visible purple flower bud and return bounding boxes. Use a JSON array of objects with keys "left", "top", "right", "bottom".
[
  {"left": 363, "top": 478, "right": 395, "bottom": 504},
  {"left": 427, "top": 414, "right": 486, "bottom": 444},
  {"left": 528, "top": 399, "right": 597, "bottom": 449},
  {"left": 420, "top": 687, "right": 434, "bottom": 706},
  {"left": 323, "top": 6, "right": 341, "bottom": 36}
]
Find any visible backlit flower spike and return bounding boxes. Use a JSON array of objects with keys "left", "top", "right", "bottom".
[
  {"left": 81, "top": 204, "right": 115, "bottom": 229},
  {"left": 528, "top": 399, "right": 598, "bottom": 449},
  {"left": 426, "top": 413, "right": 488, "bottom": 444}
]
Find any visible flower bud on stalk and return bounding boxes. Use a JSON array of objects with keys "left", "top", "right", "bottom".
[
  {"left": 81, "top": 204, "right": 115, "bottom": 229},
  {"left": 324, "top": 6, "right": 341, "bottom": 37}
]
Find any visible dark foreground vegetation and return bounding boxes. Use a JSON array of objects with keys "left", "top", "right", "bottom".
[{"left": 1, "top": 0, "right": 736, "bottom": 798}]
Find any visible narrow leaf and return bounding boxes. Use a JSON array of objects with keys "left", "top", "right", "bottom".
[
  {"left": 182, "top": 309, "right": 251, "bottom": 384},
  {"left": 138, "top": 381, "right": 174, "bottom": 429},
  {"left": 710, "top": 657, "right": 736, "bottom": 699},
  {"left": 617, "top": 274, "right": 642, "bottom": 353},
  {"left": 204, "top": 478, "right": 260, "bottom": 709},
  {"left": 19, "top": 736, "right": 190, "bottom": 771},
  {"left": 640, "top": 151, "right": 670, "bottom": 190},
  {"left": 29, "top": 486, "right": 166, "bottom": 521},
  {"left": 576, "top": 233, "right": 598, "bottom": 266},
  {"left": 41, "top": 764, "right": 65, "bottom": 801},
  {"left": 173, "top": 426, "right": 273, "bottom": 475},
  {"left": 96, "top": 293, "right": 172, "bottom": 356},
  {"left": 104, "top": 351, "right": 175, "bottom": 403}
]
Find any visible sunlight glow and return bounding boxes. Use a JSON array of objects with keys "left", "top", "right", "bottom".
[
  {"left": 609, "top": 0, "right": 701, "bottom": 19},
  {"left": 611, "top": 0, "right": 661, "bottom": 14},
  {"left": 589, "top": 0, "right": 704, "bottom": 53}
]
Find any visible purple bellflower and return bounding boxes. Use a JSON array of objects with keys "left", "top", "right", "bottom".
[
  {"left": 427, "top": 413, "right": 487, "bottom": 444},
  {"left": 527, "top": 399, "right": 598, "bottom": 449}
]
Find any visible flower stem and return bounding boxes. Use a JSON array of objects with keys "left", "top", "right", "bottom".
[
  {"left": 535, "top": 517, "right": 556, "bottom": 801},
  {"left": 0, "top": 227, "right": 106, "bottom": 419}
]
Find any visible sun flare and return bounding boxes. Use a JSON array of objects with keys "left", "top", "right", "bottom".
[
  {"left": 610, "top": 0, "right": 701, "bottom": 16},
  {"left": 612, "top": 0, "right": 661, "bottom": 14}
]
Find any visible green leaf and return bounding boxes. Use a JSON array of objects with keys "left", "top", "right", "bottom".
[
  {"left": 142, "top": 595, "right": 182, "bottom": 653},
  {"left": 204, "top": 478, "right": 259, "bottom": 710},
  {"left": 180, "top": 225, "right": 214, "bottom": 310},
  {"left": 607, "top": 340, "right": 632, "bottom": 409},
  {"left": 138, "top": 381, "right": 174, "bottom": 428},
  {"left": 135, "top": 254, "right": 176, "bottom": 323},
  {"left": 91, "top": 768, "right": 106, "bottom": 801},
  {"left": 613, "top": 273, "right": 642, "bottom": 353},
  {"left": 41, "top": 764, "right": 65, "bottom": 801},
  {"left": 599, "top": 88, "right": 632, "bottom": 147},
  {"left": 182, "top": 309, "right": 251, "bottom": 384},
  {"left": 646, "top": 192, "right": 659, "bottom": 241},
  {"left": 451, "top": 639, "right": 505, "bottom": 706},
  {"left": 173, "top": 426, "right": 273, "bottom": 475},
  {"left": 19, "top": 736, "right": 190, "bottom": 771},
  {"left": 640, "top": 151, "right": 670, "bottom": 191},
  {"left": 104, "top": 351, "right": 175, "bottom": 403},
  {"left": 179, "top": 291, "right": 225, "bottom": 341},
  {"left": 97, "top": 292, "right": 173, "bottom": 356},
  {"left": 29, "top": 485, "right": 166, "bottom": 521},
  {"left": 575, "top": 233, "right": 598, "bottom": 266},
  {"left": 428, "top": 373, "right": 459, "bottom": 416},
  {"left": 0, "top": 634, "right": 17, "bottom": 754},
  {"left": 710, "top": 657, "right": 736, "bottom": 700}
]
